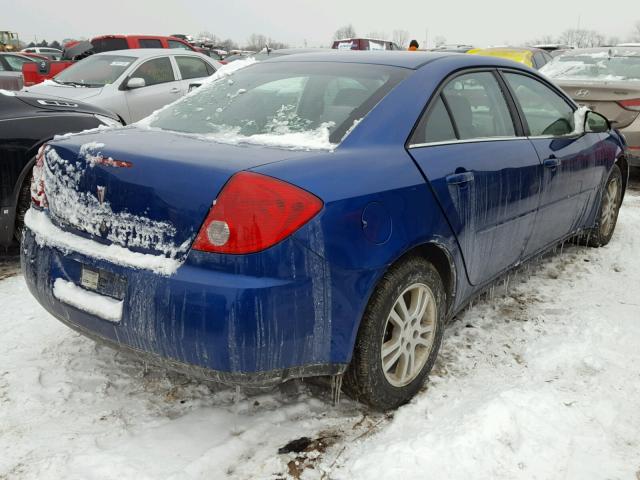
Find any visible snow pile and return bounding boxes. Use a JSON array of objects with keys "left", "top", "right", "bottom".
[
  {"left": 136, "top": 57, "right": 337, "bottom": 151},
  {"left": 136, "top": 57, "right": 257, "bottom": 129},
  {"left": 24, "top": 209, "right": 181, "bottom": 275},
  {"left": 572, "top": 105, "right": 590, "bottom": 135},
  {"left": 53, "top": 278, "right": 123, "bottom": 323},
  {"left": 41, "top": 144, "right": 192, "bottom": 263},
  {"left": 541, "top": 51, "right": 640, "bottom": 81},
  {"left": 0, "top": 89, "right": 16, "bottom": 96}
]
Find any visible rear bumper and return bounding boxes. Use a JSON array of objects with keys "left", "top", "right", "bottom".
[
  {"left": 620, "top": 116, "right": 640, "bottom": 166},
  {"left": 21, "top": 228, "right": 352, "bottom": 385}
]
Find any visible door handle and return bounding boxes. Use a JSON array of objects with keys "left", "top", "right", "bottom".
[
  {"left": 543, "top": 156, "right": 561, "bottom": 169},
  {"left": 446, "top": 171, "right": 475, "bottom": 185}
]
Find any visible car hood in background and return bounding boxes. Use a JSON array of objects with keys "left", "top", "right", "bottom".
[{"left": 23, "top": 82, "right": 105, "bottom": 102}]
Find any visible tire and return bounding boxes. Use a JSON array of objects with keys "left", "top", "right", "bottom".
[
  {"left": 13, "top": 173, "right": 32, "bottom": 243},
  {"left": 344, "top": 257, "right": 445, "bottom": 410},
  {"left": 585, "top": 164, "right": 623, "bottom": 247}
]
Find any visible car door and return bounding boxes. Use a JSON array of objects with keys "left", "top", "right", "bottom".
[
  {"left": 174, "top": 55, "right": 215, "bottom": 92},
  {"left": 408, "top": 70, "right": 543, "bottom": 286},
  {"left": 502, "top": 71, "right": 601, "bottom": 255},
  {"left": 124, "top": 56, "right": 181, "bottom": 122}
]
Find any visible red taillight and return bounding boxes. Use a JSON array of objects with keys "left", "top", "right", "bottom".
[
  {"left": 30, "top": 145, "right": 47, "bottom": 207},
  {"left": 617, "top": 98, "right": 640, "bottom": 111},
  {"left": 192, "top": 172, "right": 323, "bottom": 254}
]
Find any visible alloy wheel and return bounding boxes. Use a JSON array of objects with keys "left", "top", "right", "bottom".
[{"left": 381, "top": 283, "right": 437, "bottom": 387}]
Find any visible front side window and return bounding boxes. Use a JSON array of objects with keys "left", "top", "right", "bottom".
[
  {"left": 441, "top": 71, "right": 516, "bottom": 140},
  {"left": 4, "top": 55, "right": 33, "bottom": 71},
  {"left": 131, "top": 57, "right": 175, "bottom": 86},
  {"left": 176, "top": 56, "right": 211, "bottom": 80},
  {"left": 55, "top": 54, "right": 135, "bottom": 87},
  {"left": 504, "top": 72, "right": 574, "bottom": 136},
  {"left": 145, "top": 62, "right": 408, "bottom": 147}
]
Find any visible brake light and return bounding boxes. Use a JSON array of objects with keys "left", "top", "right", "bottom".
[
  {"left": 192, "top": 172, "right": 323, "bottom": 254},
  {"left": 30, "top": 145, "right": 47, "bottom": 207},
  {"left": 617, "top": 98, "right": 640, "bottom": 111}
]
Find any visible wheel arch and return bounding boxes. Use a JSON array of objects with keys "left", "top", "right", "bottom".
[{"left": 615, "top": 154, "right": 629, "bottom": 202}]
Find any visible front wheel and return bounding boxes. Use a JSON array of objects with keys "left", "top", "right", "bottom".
[
  {"left": 344, "top": 257, "right": 445, "bottom": 410},
  {"left": 586, "top": 164, "right": 622, "bottom": 247}
]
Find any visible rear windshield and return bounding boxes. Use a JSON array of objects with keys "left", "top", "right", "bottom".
[
  {"left": 146, "top": 61, "right": 408, "bottom": 148},
  {"left": 541, "top": 52, "right": 640, "bottom": 81},
  {"left": 91, "top": 38, "right": 128, "bottom": 53},
  {"left": 55, "top": 54, "right": 135, "bottom": 87}
]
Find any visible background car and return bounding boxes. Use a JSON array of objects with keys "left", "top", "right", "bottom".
[
  {"left": 90, "top": 34, "right": 196, "bottom": 53},
  {"left": 0, "top": 90, "right": 121, "bottom": 248},
  {"left": 21, "top": 52, "right": 627, "bottom": 410},
  {"left": 467, "top": 46, "right": 553, "bottom": 69},
  {"left": 221, "top": 47, "right": 330, "bottom": 64},
  {"left": 331, "top": 38, "right": 401, "bottom": 50},
  {"left": 21, "top": 46, "right": 63, "bottom": 60},
  {"left": 0, "top": 51, "right": 40, "bottom": 73},
  {"left": 540, "top": 46, "right": 640, "bottom": 167},
  {"left": 24, "top": 49, "right": 221, "bottom": 123}
]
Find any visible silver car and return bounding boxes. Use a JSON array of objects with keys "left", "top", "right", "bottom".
[
  {"left": 541, "top": 47, "right": 640, "bottom": 167},
  {"left": 24, "top": 49, "right": 221, "bottom": 123}
]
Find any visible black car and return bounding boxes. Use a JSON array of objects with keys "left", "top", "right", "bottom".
[{"left": 0, "top": 91, "right": 121, "bottom": 248}]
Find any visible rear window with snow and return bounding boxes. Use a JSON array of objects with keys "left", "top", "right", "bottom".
[
  {"left": 146, "top": 62, "right": 409, "bottom": 148},
  {"left": 541, "top": 51, "right": 640, "bottom": 81}
]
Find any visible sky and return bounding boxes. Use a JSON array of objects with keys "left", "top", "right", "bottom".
[{"left": 4, "top": 0, "right": 640, "bottom": 48}]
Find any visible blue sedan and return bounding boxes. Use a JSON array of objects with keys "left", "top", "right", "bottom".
[{"left": 22, "top": 52, "right": 628, "bottom": 409}]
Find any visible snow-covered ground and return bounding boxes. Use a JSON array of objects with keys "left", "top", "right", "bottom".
[{"left": 1, "top": 187, "right": 640, "bottom": 480}]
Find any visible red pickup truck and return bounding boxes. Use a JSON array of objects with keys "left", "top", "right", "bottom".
[{"left": 22, "top": 35, "right": 196, "bottom": 86}]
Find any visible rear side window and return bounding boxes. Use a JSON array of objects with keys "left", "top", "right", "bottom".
[
  {"left": 442, "top": 71, "right": 515, "bottom": 140},
  {"left": 504, "top": 73, "right": 574, "bottom": 136},
  {"left": 176, "top": 56, "right": 211, "bottom": 80},
  {"left": 139, "top": 39, "right": 163, "bottom": 48},
  {"left": 412, "top": 96, "right": 457, "bottom": 144},
  {"left": 131, "top": 57, "right": 175, "bottom": 86},
  {"left": 91, "top": 38, "right": 128, "bottom": 53}
]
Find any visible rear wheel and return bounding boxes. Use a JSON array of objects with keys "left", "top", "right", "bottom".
[
  {"left": 344, "top": 257, "right": 445, "bottom": 410},
  {"left": 585, "top": 164, "right": 622, "bottom": 247}
]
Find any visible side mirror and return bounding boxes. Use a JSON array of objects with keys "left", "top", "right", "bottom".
[
  {"left": 584, "top": 110, "right": 610, "bottom": 134},
  {"left": 126, "top": 77, "right": 146, "bottom": 90}
]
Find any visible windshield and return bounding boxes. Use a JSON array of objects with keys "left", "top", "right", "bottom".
[
  {"left": 55, "top": 54, "right": 135, "bottom": 87},
  {"left": 541, "top": 52, "right": 640, "bottom": 81},
  {"left": 145, "top": 61, "right": 408, "bottom": 149}
]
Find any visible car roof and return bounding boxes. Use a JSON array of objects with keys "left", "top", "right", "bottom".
[
  {"left": 563, "top": 46, "right": 640, "bottom": 56},
  {"left": 91, "top": 48, "right": 203, "bottom": 59},
  {"left": 262, "top": 51, "right": 456, "bottom": 69}
]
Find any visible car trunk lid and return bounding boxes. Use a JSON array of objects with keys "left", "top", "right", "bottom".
[
  {"left": 42, "top": 127, "right": 305, "bottom": 259},
  {"left": 556, "top": 80, "right": 640, "bottom": 128}
]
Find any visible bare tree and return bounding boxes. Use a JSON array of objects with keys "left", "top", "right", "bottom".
[
  {"left": 392, "top": 29, "right": 409, "bottom": 48},
  {"left": 334, "top": 24, "right": 356, "bottom": 40},
  {"left": 434, "top": 35, "right": 447, "bottom": 47},
  {"left": 529, "top": 34, "right": 556, "bottom": 46},
  {"left": 246, "top": 33, "right": 268, "bottom": 51},
  {"left": 559, "top": 29, "right": 605, "bottom": 48},
  {"left": 366, "top": 31, "right": 388, "bottom": 40},
  {"left": 631, "top": 20, "right": 640, "bottom": 42}
]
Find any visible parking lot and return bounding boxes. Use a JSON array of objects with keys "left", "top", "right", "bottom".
[{"left": 1, "top": 173, "right": 639, "bottom": 479}]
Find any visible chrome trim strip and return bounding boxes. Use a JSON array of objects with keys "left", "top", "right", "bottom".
[{"left": 408, "top": 137, "right": 524, "bottom": 149}]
